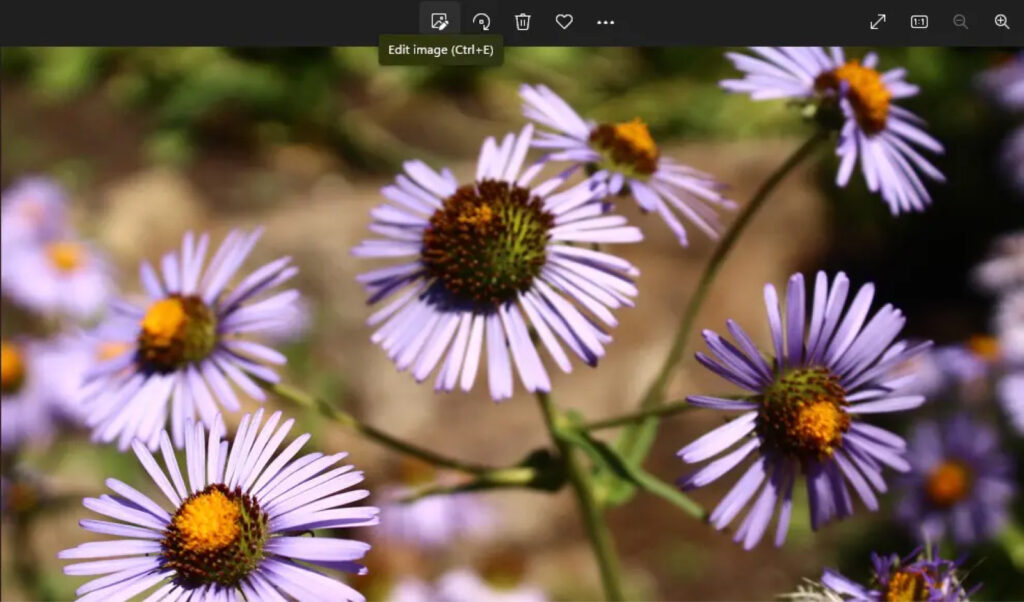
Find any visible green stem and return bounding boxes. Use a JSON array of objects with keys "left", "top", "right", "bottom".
[
  {"left": 397, "top": 467, "right": 539, "bottom": 503},
  {"left": 261, "top": 380, "right": 494, "bottom": 475},
  {"left": 584, "top": 400, "right": 695, "bottom": 431},
  {"left": 536, "top": 391, "right": 624, "bottom": 601},
  {"left": 618, "top": 131, "right": 828, "bottom": 463}
]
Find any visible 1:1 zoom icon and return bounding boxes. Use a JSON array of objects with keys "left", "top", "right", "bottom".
[{"left": 910, "top": 15, "right": 929, "bottom": 29}]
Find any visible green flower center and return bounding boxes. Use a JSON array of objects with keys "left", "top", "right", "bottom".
[
  {"left": 161, "top": 484, "right": 268, "bottom": 587},
  {"left": 422, "top": 179, "right": 553, "bottom": 309},
  {"left": 588, "top": 118, "right": 660, "bottom": 178},
  {"left": 756, "top": 367, "right": 851, "bottom": 461},
  {"left": 137, "top": 295, "right": 218, "bottom": 373}
]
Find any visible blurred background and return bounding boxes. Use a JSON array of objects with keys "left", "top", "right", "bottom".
[{"left": 1, "top": 47, "right": 1022, "bottom": 601}]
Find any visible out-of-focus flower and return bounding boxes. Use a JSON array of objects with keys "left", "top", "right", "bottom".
[
  {"left": 1, "top": 338, "right": 91, "bottom": 451},
  {"left": 384, "top": 569, "right": 547, "bottom": 602},
  {"left": 0, "top": 468, "right": 53, "bottom": 518},
  {"left": 972, "top": 231, "right": 1024, "bottom": 296},
  {"left": 353, "top": 125, "right": 642, "bottom": 400},
  {"left": 519, "top": 84, "right": 735, "bottom": 246},
  {"left": 378, "top": 460, "right": 495, "bottom": 549},
  {"left": 722, "top": 47, "right": 944, "bottom": 214},
  {"left": 896, "top": 414, "right": 1014, "bottom": 544},
  {"left": 893, "top": 343, "right": 989, "bottom": 401},
  {"left": 80, "top": 229, "right": 299, "bottom": 450},
  {"left": 979, "top": 53, "right": 1024, "bottom": 113},
  {"left": 819, "top": 547, "right": 974, "bottom": 601},
  {"left": 1002, "top": 127, "right": 1024, "bottom": 193},
  {"left": 1, "top": 238, "right": 115, "bottom": 321},
  {"left": 679, "top": 271, "right": 930, "bottom": 549},
  {"left": 0, "top": 177, "right": 69, "bottom": 255},
  {"left": 59, "top": 410, "right": 379, "bottom": 601},
  {"left": 996, "top": 291, "right": 1024, "bottom": 432}
]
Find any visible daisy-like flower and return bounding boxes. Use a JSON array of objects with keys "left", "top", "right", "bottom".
[
  {"left": 678, "top": 271, "right": 930, "bottom": 549},
  {"left": 995, "top": 291, "right": 1024, "bottom": 433},
  {"left": 59, "top": 409, "right": 380, "bottom": 601},
  {"left": 896, "top": 414, "right": 1014, "bottom": 544},
  {"left": 1, "top": 338, "right": 88, "bottom": 451},
  {"left": 972, "top": 231, "right": 1024, "bottom": 296},
  {"left": 979, "top": 52, "right": 1024, "bottom": 112},
  {"left": 353, "top": 125, "right": 641, "bottom": 400},
  {"left": 519, "top": 84, "right": 735, "bottom": 246},
  {"left": 80, "top": 229, "right": 298, "bottom": 450},
  {"left": 819, "top": 547, "right": 974, "bottom": 601},
  {"left": 2, "top": 237, "right": 115, "bottom": 320},
  {"left": 721, "top": 47, "right": 944, "bottom": 214},
  {"left": 378, "top": 458, "right": 494, "bottom": 548},
  {"left": 895, "top": 343, "right": 988, "bottom": 402},
  {"left": 0, "top": 176, "right": 69, "bottom": 253},
  {"left": 386, "top": 569, "right": 547, "bottom": 602}
]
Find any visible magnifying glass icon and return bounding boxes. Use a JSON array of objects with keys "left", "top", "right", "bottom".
[
  {"left": 953, "top": 14, "right": 968, "bottom": 28},
  {"left": 995, "top": 13, "right": 1010, "bottom": 29}
]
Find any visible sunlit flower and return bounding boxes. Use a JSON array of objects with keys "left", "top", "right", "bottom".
[
  {"left": 1, "top": 338, "right": 88, "bottom": 451},
  {"left": 59, "top": 410, "right": 379, "bottom": 601},
  {"left": 819, "top": 547, "right": 974, "bottom": 601},
  {"left": 2, "top": 237, "right": 115, "bottom": 320},
  {"left": 378, "top": 460, "right": 494, "bottom": 548},
  {"left": 519, "top": 84, "right": 735, "bottom": 246},
  {"left": 678, "top": 271, "right": 930, "bottom": 549},
  {"left": 896, "top": 414, "right": 1014, "bottom": 544},
  {"left": 722, "top": 47, "right": 944, "bottom": 214},
  {"left": 385, "top": 569, "right": 547, "bottom": 602},
  {"left": 353, "top": 125, "right": 641, "bottom": 400},
  {"left": 0, "top": 176, "right": 69, "bottom": 254},
  {"left": 80, "top": 230, "right": 298, "bottom": 450}
]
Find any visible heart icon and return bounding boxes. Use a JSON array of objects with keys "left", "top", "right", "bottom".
[{"left": 555, "top": 13, "right": 573, "bottom": 30}]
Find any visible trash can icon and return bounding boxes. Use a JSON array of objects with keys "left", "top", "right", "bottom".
[{"left": 515, "top": 13, "right": 532, "bottom": 31}]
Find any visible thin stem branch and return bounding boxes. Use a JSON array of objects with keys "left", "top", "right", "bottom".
[
  {"left": 396, "top": 467, "right": 539, "bottom": 503},
  {"left": 261, "top": 380, "right": 495, "bottom": 475},
  {"left": 584, "top": 400, "right": 695, "bottom": 431},
  {"left": 618, "top": 131, "right": 828, "bottom": 462},
  {"left": 536, "top": 391, "right": 625, "bottom": 601}
]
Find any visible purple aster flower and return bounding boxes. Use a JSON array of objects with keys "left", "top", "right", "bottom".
[
  {"left": 893, "top": 344, "right": 988, "bottom": 402},
  {"left": 385, "top": 569, "right": 547, "bottom": 602},
  {"left": 1, "top": 337, "right": 92, "bottom": 452},
  {"left": 721, "top": 47, "right": 945, "bottom": 214},
  {"left": 80, "top": 229, "right": 299, "bottom": 450},
  {"left": 972, "top": 231, "right": 1024, "bottom": 296},
  {"left": 519, "top": 84, "right": 735, "bottom": 246},
  {"left": 378, "top": 487, "right": 494, "bottom": 549},
  {"left": 1002, "top": 127, "right": 1024, "bottom": 194},
  {"left": 353, "top": 125, "right": 642, "bottom": 400},
  {"left": 996, "top": 291, "right": 1024, "bottom": 433},
  {"left": 978, "top": 52, "right": 1024, "bottom": 113},
  {"left": 59, "top": 409, "right": 380, "bottom": 601},
  {"left": 678, "top": 271, "right": 930, "bottom": 549},
  {"left": 820, "top": 547, "right": 974, "bottom": 601},
  {"left": 896, "top": 414, "right": 1014, "bottom": 544},
  {"left": 0, "top": 176, "right": 69, "bottom": 254},
  {"left": 2, "top": 237, "right": 115, "bottom": 321}
]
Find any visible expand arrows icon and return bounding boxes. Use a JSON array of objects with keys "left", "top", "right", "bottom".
[{"left": 870, "top": 13, "right": 887, "bottom": 29}]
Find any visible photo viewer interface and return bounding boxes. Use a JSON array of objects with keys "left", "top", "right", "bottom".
[{"left": 1, "top": 1, "right": 1023, "bottom": 602}]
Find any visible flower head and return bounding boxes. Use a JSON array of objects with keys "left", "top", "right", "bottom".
[
  {"left": 519, "top": 84, "right": 735, "bottom": 246},
  {"left": 896, "top": 414, "right": 1014, "bottom": 544},
  {"left": 0, "top": 177, "right": 69, "bottom": 252},
  {"left": 80, "top": 229, "right": 299, "bottom": 450},
  {"left": 979, "top": 52, "right": 1024, "bottom": 113},
  {"left": 678, "top": 271, "right": 930, "bottom": 549},
  {"left": 59, "top": 409, "right": 379, "bottom": 601},
  {"left": 721, "top": 47, "right": 944, "bottom": 214},
  {"left": 995, "top": 290, "right": 1024, "bottom": 433},
  {"left": 2, "top": 237, "right": 115, "bottom": 320},
  {"left": 353, "top": 125, "right": 642, "bottom": 400},
  {"left": 819, "top": 547, "right": 974, "bottom": 601}
]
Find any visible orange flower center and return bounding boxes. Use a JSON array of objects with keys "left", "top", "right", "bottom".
[
  {"left": 966, "top": 335, "right": 1001, "bottom": 362},
  {"left": 589, "top": 118, "right": 660, "bottom": 176},
  {"left": 925, "top": 460, "right": 971, "bottom": 508},
  {"left": 1, "top": 342, "right": 27, "bottom": 395},
  {"left": 885, "top": 569, "right": 931, "bottom": 602},
  {"left": 45, "top": 241, "right": 85, "bottom": 273},
  {"left": 815, "top": 60, "right": 892, "bottom": 135}
]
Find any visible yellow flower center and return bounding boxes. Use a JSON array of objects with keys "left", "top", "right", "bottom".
[
  {"left": 1, "top": 342, "right": 27, "bottom": 395},
  {"left": 142, "top": 298, "right": 188, "bottom": 347},
  {"left": 161, "top": 484, "right": 269, "bottom": 587},
  {"left": 815, "top": 60, "right": 892, "bottom": 135},
  {"left": 45, "top": 241, "right": 85, "bottom": 273},
  {"left": 589, "top": 117, "right": 660, "bottom": 176},
  {"left": 457, "top": 203, "right": 494, "bottom": 227},
  {"left": 966, "top": 335, "right": 1001, "bottom": 362},
  {"left": 758, "top": 367, "right": 851, "bottom": 461},
  {"left": 137, "top": 295, "right": 218, "bottom": 372},
  {"left": 925, "top": 460, "right": 971, "bottom": 508},
  {"left": 95, "top": 341, "right": 132, "bottom": 362},
  {"left": 885, "top": 569, "right": 931, "bottom": 602},
  {"left": 172, "top": 488, "right": 241, "bottom": 554}
]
